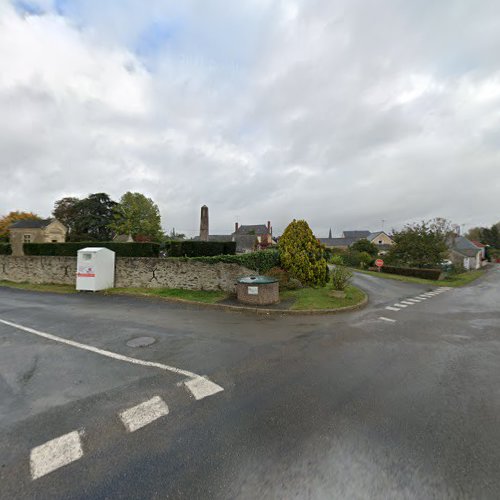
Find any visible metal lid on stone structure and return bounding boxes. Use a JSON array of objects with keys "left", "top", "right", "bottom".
[{"left": 237, "top": 275, "right": 278, "bottom": 284}]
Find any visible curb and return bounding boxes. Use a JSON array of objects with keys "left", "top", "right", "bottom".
[{"left": 106, "top": 290, "right": 369, "bottom": 316}]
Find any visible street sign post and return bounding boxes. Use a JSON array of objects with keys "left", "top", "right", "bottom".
[{"left": 375, "top": 259, "right": 384, "bottom": 272}]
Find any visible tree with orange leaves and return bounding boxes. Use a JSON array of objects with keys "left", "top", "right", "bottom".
[{"left": 0, "top": 211, "right": 41, "bottom": 241}]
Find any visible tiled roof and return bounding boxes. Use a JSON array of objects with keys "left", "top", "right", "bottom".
[
  {"left": 319, "top": 237, "right": 354, "bottom": 247},
  {"left": 9, "top": 218, "right": 52, "bottom": 229},
  {"left": 343, "top": 230, "right": 371, "bottom": 239},
  {"left": 235, "top": 224, "right": 269, "bottom": 235}
]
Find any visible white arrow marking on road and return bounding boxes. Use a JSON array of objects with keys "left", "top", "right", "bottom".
[{"left": 0, "top": 318, "right": 224, "bottom": 400}]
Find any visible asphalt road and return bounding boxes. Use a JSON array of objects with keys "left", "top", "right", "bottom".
[{"left": 0, "top": 267, "right": 499, "bottom": 499}]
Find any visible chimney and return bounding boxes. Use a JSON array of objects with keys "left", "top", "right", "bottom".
[
  {"left": 235, "top": 222, "right": 239, "bottom": 233},
  {"left": 267, "top": 221, "right": 271, "bottom": 234}
]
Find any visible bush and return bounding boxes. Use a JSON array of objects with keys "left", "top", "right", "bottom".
[
  {"left": 330, "top": 266, "right": 353, "bottom": 291},
  {"left": 165, "top": 240, "right": 236, "bottom": 257},
  {"left": 190, "top": 250, "right": 280, "bottom": 273},
  {"left": 330, "top": 254, "right": 344, "bottom": 266},
  {"left": 381, "top": 265, "right": 442, "bottom": 280},
  {"left": 279, "top": 219, "right": 328, "bottom": 287},
  {"left": 266, "top": 267, "right": 303, "bottom": 290},
  {"left": 350, "top": 238, "right": 378, "bottom": 257},
  {"left": 0, "top": 243, "right": 11, "bottom": 255},
  {"left": 358, "top": 251, "right": 373, "bottom": 269},
  {"left": 23, "top": 242, "right": 160, "bottom": 257}
]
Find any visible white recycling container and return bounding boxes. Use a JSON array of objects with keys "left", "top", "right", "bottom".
[{"left": 76, "top": 247, "right": 115, "bottom": 291}]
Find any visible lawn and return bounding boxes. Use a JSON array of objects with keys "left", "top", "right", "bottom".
[
  {"left": 281, "top": 284, "right": 366, "bottom": 310},
  {"left": 0, "top": 281, "right": 77, "bottom": 293},
  {"left": 107, "top": 287, "right": 227, "bottom": 304},
  {"left": 353, "top": 268, "right": 486, "bottom": 287}
]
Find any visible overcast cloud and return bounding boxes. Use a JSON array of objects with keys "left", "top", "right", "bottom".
[{"left": 1, "top": 0, "right": 499, "bottom": 237}]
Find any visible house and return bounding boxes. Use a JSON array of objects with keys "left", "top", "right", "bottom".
[
  {"left": 448, "top": 236, "right": 483, "bottom": 270},
  {"left": 113, "top": 234, "right": 134, "bottom": 243},
  {"left": 233, "top": 221, "right": 273, "bottom": 249},
  {"left": 9, "top": 218, "right": 67, "bottom": 256},
  {"left": 471, "top": 240, "right": 487, "bottom": 263},
  {"left": 319, "top": 230, "right": 394, "bottom": 253}
]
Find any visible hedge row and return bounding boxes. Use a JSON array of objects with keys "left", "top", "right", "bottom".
[
  {"left": 382, "top": 265, "right": 442, "bottom": 280},
  {"left": 189, "top": 250, "right": 280, "bottom": 273},
  {"left": 0, "top": 243, "right": 11, "bottom": 255},
  {"left": 165, "top": 240, "right": 236, "bottom": 257},
  {"left": 23, "top": 242, "right": 160, "bottom": 257}
]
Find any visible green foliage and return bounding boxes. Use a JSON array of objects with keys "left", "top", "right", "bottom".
[
  {"left": 189, "top": 250, "right": 280, "bottom": 273},
  {"left": 350, "top": 238, "right": 379, "bottom": 257},
  {"left": 110, "top": 192, "right": 163, "bottom": 242},
  {"left": 330, "top": 266, "right": 353, "bottom": 291},
  {"left": 23, "top": 242, "right": 160, "bottom": 257},
  {"left": 330, "top": 254, "right": 344, "bottom": 266},
  {"left": 266, "top": 267, "right": 302, "bottom": 290},
  {"left": 0, "top": 243, "right": 12, "bottom": 255},
  {"left": 382, "top": 265, "right": 442, "bottom": 280},
  {"left": 165, "top": 241, "right": 236, "bottom": 257},
  {"left": 482, "top": 223, "right": 500, "bottom": 248},
  {"left": 387, "top": 219, "right": 450, "bottom": 268},
  {"left": 357, "top": 251, "right": 373, "bottom": 269},
  {"left": 278, "top": 220, "right": 328, "bottom": 287},
  {"left": 53, "top": 193, "right": 117, "bottom": 242}
]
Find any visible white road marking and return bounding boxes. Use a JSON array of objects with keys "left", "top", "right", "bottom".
[
  {"left": 0, "top": 318, "right": 224, "bottom": 400},
  {"left": 30, "top": 431, "right": 83, "bottom": 480},
  {"left": 400, "top": 301, "right": 415, "bottom": 305},
  {"left": 416, "top": 296, "right": 428, "bottom": 300},
  {"left": 185, "top": 376, "right": 224, "bottom": 400},
  {"left": 394, "top": 303, "right": 408, "bottom": 308},
  {"left": 119, "top": 396, "right": 169, "bottom": 432},
  {"left": 406, "top": 299, "right": 421, "bottom": 303},
  {"left": 385, "top": 306, "right": 400, "bottom": 311},
  {"left": 379, "top": 317, "right": 396, "bottom": 323}
]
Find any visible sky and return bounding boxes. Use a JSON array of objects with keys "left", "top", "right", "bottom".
[{"left": 1, "top": 0, "right": 499, "bottom": 237}]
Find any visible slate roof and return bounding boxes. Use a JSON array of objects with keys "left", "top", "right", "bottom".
[
  {"left": 449, "top": 236, "right": 482, "bottom": 257},
  {"left": 319, "top": 237, "right": 353, "bottom": 247},
  {"left": 342, "top": 230, "right": 371, "bottom": 239},
  {"left": 234, "top": 224, "right": 269, "bottom": 236},
  {"left": 9, "top": 218, "right": 53, "bottom": 229}
]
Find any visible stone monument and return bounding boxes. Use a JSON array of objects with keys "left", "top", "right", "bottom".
[{"left": 200, "top": 205, "right": 209, "bottom": 241}]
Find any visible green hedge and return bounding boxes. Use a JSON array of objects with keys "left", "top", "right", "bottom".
[
  {"left": 23, "top": 242, "right": 160, "bottom": 257},
  {"left": 382, "top": 265, "right": 442, "bottom": 280},
  {"left": 189, "top": 250, "right": 280, "bottom": 273},
  {"left": 165, "top": 240, "right": 236, "bottom": 257},
  {"left": 0, "top": 243, "right": 11, "bottom": 255}
]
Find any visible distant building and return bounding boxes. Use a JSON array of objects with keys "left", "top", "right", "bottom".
[
  {"left": 319, "top": 230, "right": 394, "bottom": 253},
  {"left": 9, "top": 219, "right": 67, "bottom": 256},
  {"left": 448, "top": 236, "right": 483, "bottom": 270}
]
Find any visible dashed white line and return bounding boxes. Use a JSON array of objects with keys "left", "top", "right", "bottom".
[
  {"left": 394, "top": 303, "right": 408, "bottom": 308},
  {"left": 30, "top": 431, "right": 83, "bottom": 480},
  {"left": 406, "top": 299, "right": 421, "bottom": 303},
  {"left": 0, "top": 318, "right": 224, "bottom": 400},
  {"left": 416, "top": 296, "right": 428, "bottom": 300},
  {"left": 119, "top": 396, "right": 169, "bottom": 432},
  {"left": 379, "top": 317, "right": 396, "bottom": 323},
  {"left": 400, "top": 301, "right": 415, "bottom": 305},
  {"left": 185, "top": 376, "right": 224, "bottom": 400},
  {"left": 385, "top": 306, "right": 400, "bottom": 311}
]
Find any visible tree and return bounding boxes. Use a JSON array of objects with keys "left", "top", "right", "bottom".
[
  {"left": 278, "top": 219, "right": 328, "bottom": 287},
  {"left": 466, "top": 226, "right": 483, "bottom": 241},
  {"left": 0, "top": 211, "right": 41, "bottom": 241},
  {"left": 52, "top": 197, "right": 80, "bottom": 236},
  {"left": 482, "top": 223, "right": 500, "bottom": 248},
  {"left": 350, "top": 238, "right": 379, "bottom": 257},
  {"left": 110, "top": 192, "right": 163, "bottom": 242},
  {"left": 387, "top": 219, "right": 450, "bottom": 268}
]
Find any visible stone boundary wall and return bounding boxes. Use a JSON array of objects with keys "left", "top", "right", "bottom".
[{"left": 0, "top": 256, "right": 253, "bottom": 292}]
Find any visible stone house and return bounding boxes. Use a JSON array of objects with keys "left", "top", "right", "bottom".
[
  {"left": 448, "top": 235, "right": 483, "bottom": 270},
  {"left": 319, "top": 230, "right": 394, "bottom": 253},
  {"left": 9, "top": 219, "right": 67, "bottom": 256}
]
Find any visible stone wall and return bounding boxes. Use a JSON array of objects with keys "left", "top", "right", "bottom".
[{"left": 0, "top": 256, "right": 253, "bottom": 292}]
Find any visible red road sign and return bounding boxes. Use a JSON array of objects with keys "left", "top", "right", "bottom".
[{"left": 375, "top": 259, "right": 384, "bottom": 268}]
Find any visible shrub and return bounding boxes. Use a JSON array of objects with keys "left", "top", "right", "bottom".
[
  {"left": 330, "top": 254, "right": 344, "bottom": 266},
  {"left": 350, "top": 238, "right": 378, "bottom": 257},
  {"left": 343, "top": 250, "right": 361, "bottom": 268},
  {"left": 279, "top": 219, "right": 328, "bottom": 287},
  {"left": 381, "top": 265, "right": 442, "bottom": 280},
  {"left": 190, "top": 250, "right": 280, "bottom": 273},
  {"left": 23, "top": 242, "right": 160, "bottom": 257},
  {"left": 165, "top": 240, "right": 236, "bottom": 257},
  {"left": 358, "top": 251, "right": 373, "bottom": 269},
  {"left": 266, "top": 267, "right": 303, "bottom": 290},
  {"left": 0, "top": 243, "right": 11, "bottom": 255},
  {"left": 330, "top": 266, "right": 353, "bottom": 291}
]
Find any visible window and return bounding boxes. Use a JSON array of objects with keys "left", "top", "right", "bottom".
[
  {"left": 378, "top": 240, "right": 383, "bottom": 244},
  {"left": 23, "top": 234, "right": 32, "bottom": 243}
]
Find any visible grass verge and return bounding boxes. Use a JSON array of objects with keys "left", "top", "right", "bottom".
[
  {"left": 281, "top": 284, "right": 366, "bottom": 310},
  {"left": 353, "top": 268, "right": 486, "bottom": 287},
  {"left": 107, "top": 287, "right": 227, "bottom": 304},
  {"left": 0, "top": 281, "right": 77, "bottom": 293}
]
